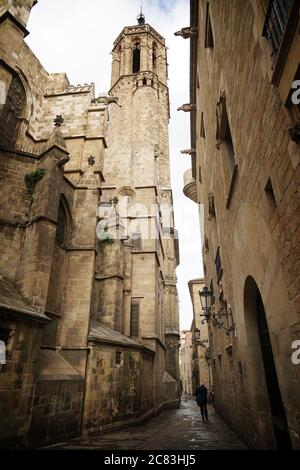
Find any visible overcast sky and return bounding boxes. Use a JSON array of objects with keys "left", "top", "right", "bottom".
[{"left": 26, "top": 0, "right": 203, "bottom": 330}]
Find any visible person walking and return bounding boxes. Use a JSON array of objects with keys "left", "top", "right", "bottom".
[{"left": 195, "top": 384, "right": 208, "bottom": 421}]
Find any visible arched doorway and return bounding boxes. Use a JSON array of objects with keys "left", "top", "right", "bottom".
[{"left": 244, "top": 276, "right": 292, "bottom": 449}]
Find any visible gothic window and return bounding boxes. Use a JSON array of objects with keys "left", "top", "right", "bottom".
[
  {"left": 132, "top": 232, "right": 142, "bottom": 251},
  {"left": 132, "top": 43, "right": 141, "bottom": 73},
  {"left": 115, "top": 45, "right": 121, "bottom": 77},
  {"left": 152, "top": 44, "right": 157, "bottom": 70},
  {"left": 130, "top": 301, "right": 140, "bottom": 337},
  {"left": 55, "top": 201, "right": 67, "bottom": 245},
  {"left": 0, "top": 75, "right": 26, "bottom": 149},
  {"left": 143, "top": 77, "right": 147, "bottom": 86}
]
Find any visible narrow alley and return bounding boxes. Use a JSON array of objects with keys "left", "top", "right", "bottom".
[{"left": 48, "top": 397, "right": 246, "bottom": 450}]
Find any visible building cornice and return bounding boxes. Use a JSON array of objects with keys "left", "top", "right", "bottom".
[
  {"left": 0, "top": 11, "right": 29, "bottom": 37},
  {"left": 112, "top": 24, "right": 165, "bottom": 51}
]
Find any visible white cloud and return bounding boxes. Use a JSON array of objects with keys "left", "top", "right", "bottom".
[{"left": 26, "top": 0, "right": 203, "bottom": 330}]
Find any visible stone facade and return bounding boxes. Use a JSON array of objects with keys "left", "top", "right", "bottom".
[
  {"left": 188, "top": 279, "right": 212, "bottom": 391},
  {"left": 180, "top": 0, "right": 300, "bottom": 450},
  {"left": 0, "top": 1, "right": 180, "bottom": 448},
  {"left": 179, "top": 330, "right": 194, "bottom": 395}
]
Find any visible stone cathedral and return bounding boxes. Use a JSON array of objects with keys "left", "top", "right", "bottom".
[{"left": 0, "top": 1, "right": 180, "bottom": 448}]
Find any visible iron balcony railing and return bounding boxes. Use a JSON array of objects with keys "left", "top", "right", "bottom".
[{"left": 262, "top": 0, "right": 294, "bottom": 58}]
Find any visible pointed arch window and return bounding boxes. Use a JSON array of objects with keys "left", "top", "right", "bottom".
[
  {"left": 55, "top": 201, "right": 68, "bottom": 245},
  {"left": 132, "top": 43, "right": 141, "bottom": 73},
  {"left": 152, "top": 44, "right": 157, "bottom": 71},
  {"left": 0, "top": 75, "right": 26, "bottom": 149}
]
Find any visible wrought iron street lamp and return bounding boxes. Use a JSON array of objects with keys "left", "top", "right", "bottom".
[
  {"left": 199, "top": 287, "right": 234, "bottom": 335},
  {"left": 194, "top": 328, "right": 209, "bottom": 348}
]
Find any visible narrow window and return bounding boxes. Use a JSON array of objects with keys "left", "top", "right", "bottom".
[
  {"left": 265, "top": 178, "right": 277, "bottom": 210},
  {"left": 0, "top": 75, "right": 26, "bottom": 149},
  {"left": 210, "top": 279, "right": 215, "bottom": 305},
  {"left": 132, "top": 43, "right": 141, "bottom": 73},
  {"left": 218, "top": 353, "right": 222, "bottom": 370},
  {"left": 142, "top": 77, "right": 147, "bottom": 86},
  {"left": 115, "top": 351, "right": 122, "bottom": 365},
  {"left": 215, "top": 247, "right": 222, "bottom": 281},
  {"left": 200, "top": 112, "right": 205, "bottom": 138},
  {"left": 56, "top": 201, "right": 67, "bottom": 245},
  {"left": 152, "top": 45, "right": 157, "bottom": 70},
  {"left": 208, "top": 192, "right": 215, "bottom": 218},
  {"left": 223, "top": 111, "right": 235, "bottom": 177},
  {"left": 216, "top": 91, "right": 237, "bottom": 185},
  {"left": 198, "top": 165, "right": 202, "bottom": 183},
  {"left": 132, "top": 232, "right": 142, "bottom": 251},
  {"left": 130, "top": 302, "right": 140, "bottom": 337},
  {"left": 205, "top": 2, "right": 214, "bottom": 48}
]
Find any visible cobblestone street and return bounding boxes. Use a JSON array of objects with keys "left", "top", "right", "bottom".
[{"left": 49, "top": 397, "right": 247, "bottom": 450}]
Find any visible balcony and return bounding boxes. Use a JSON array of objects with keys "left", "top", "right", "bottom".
[
  {"left": 263, "top": 0, "right": 293, "bottom": 57},
  {"left": 262, "top": 0, "right": 298, "bottom": 85},
  {"left": 183, "top": 169, "right": 197, "bottom": 203}
]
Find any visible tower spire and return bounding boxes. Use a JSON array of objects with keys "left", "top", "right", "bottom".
[{"left": 137, "top": 5, "right": 145, "bottom": 25}]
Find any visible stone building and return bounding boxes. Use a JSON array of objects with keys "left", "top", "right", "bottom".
[
  {"left": 0, "top": 1, "right": 180, "bottom": 448},
  {"left": 178, "top": 0, "right": 300, "bottom": 449},
  {"left": 179, "top": 330, "right": 193, "bottom": 395},
  {"left": 188, "top": 279, "right": 211, "bottom": 391}
]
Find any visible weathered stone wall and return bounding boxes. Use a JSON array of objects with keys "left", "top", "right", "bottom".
[
  {"left": 192, "top": 0, "right": 300, "bottom": 449},
  {"left": 83, "top": 345, "right": 152, "bottom": 433},
  {"left": 0, "top": 316, "right": 43, "bottom": 448},
  {"left": 179, "top": 331, "right": 194, "bottom": 395},
  {"left": 29, "top": 377, "right": 84, "bottom": 448},
  {"left": 188, "top": 279, "right": 211, "bottom": 390}
]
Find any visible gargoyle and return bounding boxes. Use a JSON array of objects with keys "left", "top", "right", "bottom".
[
  {"left": 174, "top": 27, "right": 198, "bottom": 39},
  {"left": 177, "top": 103, "right": 196, "bottom": 112}
]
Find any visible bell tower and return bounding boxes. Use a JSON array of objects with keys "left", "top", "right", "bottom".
[
  {"left": 101, "top": 12, "right": 180, "bottom": 402},
  {"left": 105, "top": 11, "right": 170, "bottom": 188}
]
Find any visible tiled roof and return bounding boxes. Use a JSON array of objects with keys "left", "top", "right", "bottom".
[
  {"left": 89, "top": 320, "right": 141, "bottom": 347},
  {"left": 0, "top": 277, "right": 49, "bottom": 321}
]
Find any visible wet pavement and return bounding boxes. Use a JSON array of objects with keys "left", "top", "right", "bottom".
[{"left": 48, "top": 396, "right": 247, "bottom": 450}]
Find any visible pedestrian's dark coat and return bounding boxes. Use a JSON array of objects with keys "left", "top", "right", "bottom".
[{"left": 195, "top": 385, "right": 208, "bottom": 404}]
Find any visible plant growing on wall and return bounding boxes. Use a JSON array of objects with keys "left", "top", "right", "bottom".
[
  {"left": 100, "top": 234, "right": 115, "bottom": 245},
  {"left": 25, "top": 168, "right": 46, "bottom": 199},
  {"left": 99, "top": 226, "right": 115, "bottom": 245}
]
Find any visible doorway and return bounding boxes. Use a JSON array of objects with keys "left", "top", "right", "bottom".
[{"left": 244, "top": 277, "right": 292, "bottom": 449}]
